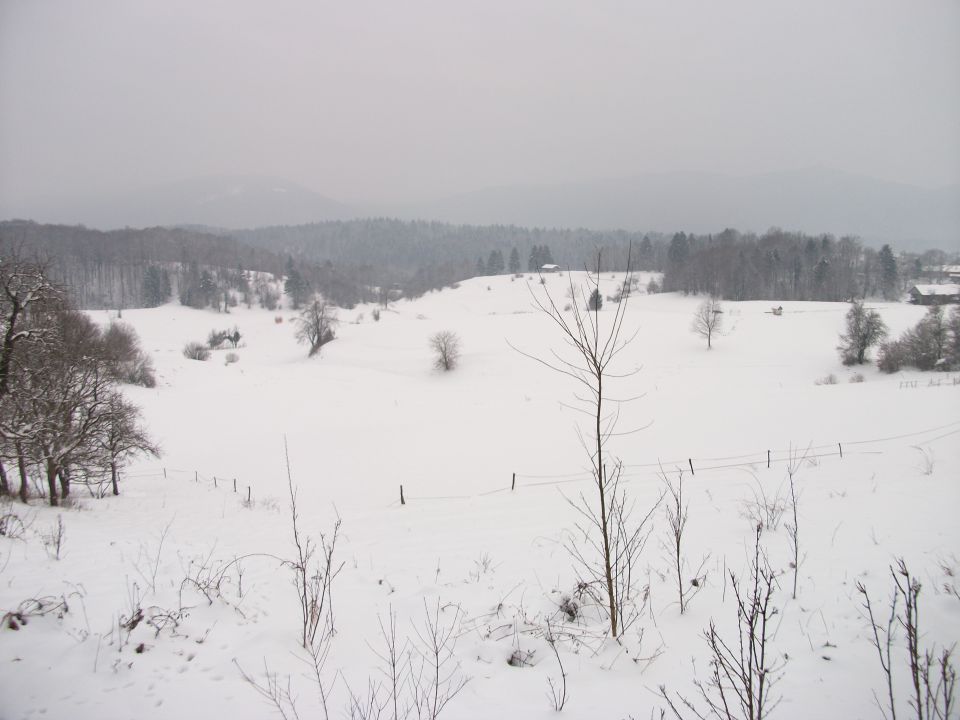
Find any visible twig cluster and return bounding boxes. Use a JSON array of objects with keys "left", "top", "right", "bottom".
[
  {"left": 857, "top": 559, "right": 957, "bottom": 720},
  {"left": 661, "top": 526, "right": 784, "bottom": 720}
]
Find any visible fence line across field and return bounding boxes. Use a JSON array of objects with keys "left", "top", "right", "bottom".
[{"left": 132, "top": 417, "right": 960, "bottom": 507}]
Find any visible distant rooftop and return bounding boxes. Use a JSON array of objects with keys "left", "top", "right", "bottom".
[{"left": 910, "top": 284, "right": 960, "bottom": 296}]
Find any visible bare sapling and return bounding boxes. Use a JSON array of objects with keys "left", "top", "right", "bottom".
[
  {"left": 565, "top": 461, "right": 663, "bottom": 637},
  {"left": 346, "top": 600, "right": 466, "bottom": 720},
  {"left": 660, "top": 525, "right": 784, "bottom": 720},
  {"left": 374, "top": 606, "right": 411, "bottom": 720},
  {"left": 857, "top": 559, "right": 957, "bottom": 720},
  {"left": 284, "top": 439, "right": 343, "bottom": 653},
  {"left": 784, "top": 444, "right": 809, "bottom": 600},
  {"left": 663, "top": 467, "right": 708, "bottom": 614},
  {"left": 545, "top": 619, "right": 569, "bottom": 711},
  {"left": 513, "top": 246, "right": 653, "bottom": 638},
  {"left": 409, "top": 600, "right": 468, "bottom": 720},
  {"left": 740, "top": 475, "right": 788, "bottom": 533},
  {"left": 856, "top": 579, "right": 899, "bottom": 720},
  {"left": 42, "top": 514, "right": 66, "bottom": 560},
  {"left": 238, "top": 439, "right": 343, "bottom": 720}
]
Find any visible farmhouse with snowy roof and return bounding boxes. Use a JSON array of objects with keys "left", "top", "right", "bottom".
[{"left": 908, "top": 284, "right": 960, "bottom": 305}]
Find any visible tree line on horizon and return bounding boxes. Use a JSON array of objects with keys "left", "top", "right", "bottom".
[{"left": 2, "top": 218, "right": 955, "bottom": 313}]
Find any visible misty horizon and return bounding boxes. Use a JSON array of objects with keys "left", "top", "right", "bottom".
[{"left": 2, "top": 1, "right": 958, "bottom": 212}]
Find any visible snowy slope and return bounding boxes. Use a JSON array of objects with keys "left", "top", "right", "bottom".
[{"left": 1, "top": 273, "right": 957, "bottom": 720}]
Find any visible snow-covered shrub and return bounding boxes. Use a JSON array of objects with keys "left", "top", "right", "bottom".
[
  {"left": 558, "top": 594, "right": 580, "bottom": 622},
  {"left": 182, "top": 342, "right": 210, "bottom": 361},
  {"left": 877, "top": 339, "right": 907, "bottom": 373},
  {"left": 207, "top": 328, "right": 228, "bottom": 349},
  {"left": 507, "top": 648, "right": 535, "bottom": 667},
  {"left": 225, "top": 352, "right": 239, "bottom": 365},
  {"left": 849, "top": 373, "right": 865, "bottom": 383},
  {"left": 878, "top": 305, "right": 956, "bottom": 373},
  {"left": 101, "top": 322, "right": 156, "bottom": 387},
  {"left": 815, "top": 373, "right": 838, "bottom": 385}
]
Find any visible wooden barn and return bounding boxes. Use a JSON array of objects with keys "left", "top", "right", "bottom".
[{"left": 908, "top": 284, "right": 960, "bottom": 305}]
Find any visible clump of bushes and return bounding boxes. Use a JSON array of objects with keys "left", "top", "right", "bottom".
[
  {"left": 101, "top": 322, "right": 156, "bottom": 387},
  {"left": 207, "top": 326, "right": 241, "bottom": 349},
  {"left": 878, "top": 305, "right": 960, "bottom": 373},
  {"left": 183, "top": 342, "right": 210, "bottom": 361}
]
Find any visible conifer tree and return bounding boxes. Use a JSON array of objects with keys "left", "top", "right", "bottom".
[
  {"left": 878, "top": 244, "right": 898, "bottom": 300},
  {"left": 508, "top": 247, "right": 521, "bottom": 274}
]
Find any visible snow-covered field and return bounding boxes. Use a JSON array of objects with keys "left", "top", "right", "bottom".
[{"left": 2, "top": 272, "right": 958, "bottom": 720}]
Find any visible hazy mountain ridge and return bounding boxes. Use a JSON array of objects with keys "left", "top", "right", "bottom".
[
  {"left": 2, "top": 169, "right": 956, "bottom": 252},
  {"left": 2, "top": 175, "right": 354, "bottom": 231},
  {"left": 401, "top": 169, "right": 960, "bottom": 251}
]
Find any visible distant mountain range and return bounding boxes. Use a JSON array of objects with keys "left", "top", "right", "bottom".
[
  {"left": 403, "top": 169, "right": 959, "bottom": 252},
  {"left": 2, "top": 175, "right": 352, "bottom": 231},
  {"left": 3, "top": 169, "right": 957, "bottom": 251}
]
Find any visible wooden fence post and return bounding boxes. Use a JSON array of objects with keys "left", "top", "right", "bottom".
[
  {"left": 247, "top": 486, "right": 251, "bottom": 503},
  {"left": 195, "top": 470, "right": 198, "bottom": 482},
  {"left": 163, "top": 467, "right": 167, "bottom": 479},
  {"left": 511, "top": 473, "right": 516, "bottom": 491},
  {"left": 688, "top": 458, "right": 695, "bottom": 476},
  {"left": 213, "top": 476, "right": 217, "bottom": 488},
  {"left": 838, "top": 443, "right": 843, "bottom": 459},
  {"left": 400, "top": 485, "right": 406, "bottom": 505},
  {"left": 767, "top": 450, "right": 771, "bottom": 469},
  {"left": 233, "top": 478, "right": 237, "bottom": 492}
]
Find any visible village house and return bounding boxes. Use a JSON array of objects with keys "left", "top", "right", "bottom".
[{"left": 908, "top": 284, "right": 960, "bottom": 305}]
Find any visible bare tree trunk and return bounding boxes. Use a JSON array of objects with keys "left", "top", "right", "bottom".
[
  {"left": 596, "top": 386, "right": 617, "bottom": 637},
  {"left": 111, "top": 461, "right": 119, "bottom": 496},
  {"left": 59, "top": 465, "right": 71, "bottom": 499},
  {"left": 16, "top": 442, "right": 29, "bottom": 503},
  {"left": 0, "top": 458, "right": 9, "bottom": 496},
  {"left": 46, "top": 457, "right": 59, "bottom": 506}
]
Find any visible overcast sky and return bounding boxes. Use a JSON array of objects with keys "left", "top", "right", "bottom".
[{"left": 1, "top": 0, "right": 958, "bottom": 207}]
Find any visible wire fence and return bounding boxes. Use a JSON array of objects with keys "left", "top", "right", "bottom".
[
  {"left": 121, "top": 466, "right": 254, "bottom": 504},
  {"left": 126, "top": 418, "right": 960, "bottom": 508}
]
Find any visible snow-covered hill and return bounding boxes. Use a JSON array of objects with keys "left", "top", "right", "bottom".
[{"left": 2, "top": 273, "right": 957, "bottom": 720}]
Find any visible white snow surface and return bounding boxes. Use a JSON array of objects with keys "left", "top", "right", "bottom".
[{"left": 2, "top": 272, "right": 958, "bottom": 720}]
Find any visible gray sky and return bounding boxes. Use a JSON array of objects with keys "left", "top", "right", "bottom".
[{"left": 1, "top": 0, "right": 958, "bottom": 207}]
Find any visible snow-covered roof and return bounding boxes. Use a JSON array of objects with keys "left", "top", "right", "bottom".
[
  {"left": 910, "top": 284, "right": 960, "bottom": 296},
  {"left": 541, "top": 264, "right": 560, "bottom": 270}
]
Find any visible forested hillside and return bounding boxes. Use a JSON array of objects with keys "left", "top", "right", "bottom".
[
  {"left": 232, "top": 218, "right": 668, "bottom": 295},
  {"left": 0, "top": 221, "right": 364, "bottom": 310},
  {"left": 660, "top": 228, "right": 951, "bottom": 302}
]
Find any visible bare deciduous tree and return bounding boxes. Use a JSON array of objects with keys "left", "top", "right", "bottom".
[
  {"left": 513, "top": 248, "right": 654, "bottom": 638},
  {"left": 97, "top": 393, "right": 160, "bottom": 496},
  {"left": 0, "top": 252, "right": 62, "bottom": 401},
  {"left": 429, "top": 331, "right": 461, "bottom": 372},
  {"left": 296, "top": 299, "right": 338, "bottom": 357},
  {"left": 691, "top": 298, "right": 723, "bottom": 349},
  {"left": 838, "top": 299, "right": 887, "bottom": 365}
]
